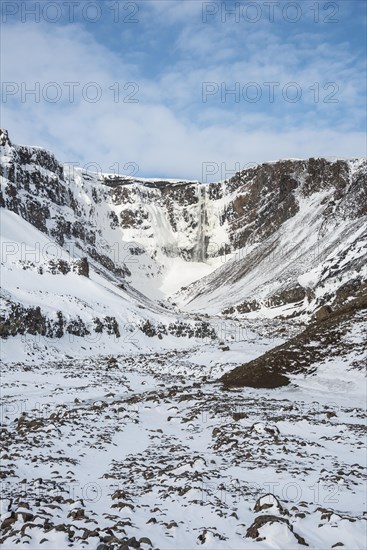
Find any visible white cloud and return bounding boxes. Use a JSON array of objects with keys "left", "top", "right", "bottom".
[{"left": 1, "top": 19, "right": 365, "bottom": 180}]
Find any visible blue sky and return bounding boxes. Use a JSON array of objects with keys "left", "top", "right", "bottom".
[{"left": 1, "top": 0, "right": 366, "bottom": 179}]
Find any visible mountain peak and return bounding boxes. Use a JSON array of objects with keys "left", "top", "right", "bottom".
[{"left": 0, "top": 128, "right": 11, "bottom": 147}]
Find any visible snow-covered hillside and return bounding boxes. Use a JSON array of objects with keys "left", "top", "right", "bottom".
[
  {"left": 177, "top": 184, "right": 367, "bottom": 318},
  {"left": 1, "top": 129, "right": 366, "bottom": 324},
  {"left": 1, "top": 209, "right": 222, "bottom": 363},
  {"left": 1, "top": 130, "right": 366, "bottom": 550}
]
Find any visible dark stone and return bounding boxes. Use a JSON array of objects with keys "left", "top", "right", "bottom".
[
  {"left": 1, "top": 512, "right": 16, "bottom": 530},
  {"left": 254, "top": 494, "right": 287, "bottom": 515},
  {"left": 222, "top": 366, "right": 290, "bottom": 389},
  {"left": 126, "top": 536, "right": 140, "bottom": 548},
  {"left": 246, "top": 515, "right": 308, "bottom": 546},
  {"left": 314, "top": 305, "right": 333, "bottom": 322},
  {"left": 75, "top": 257, "right": 89, "bottom": 277}
]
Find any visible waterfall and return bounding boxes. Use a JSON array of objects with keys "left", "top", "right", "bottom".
[{"left": 195, "top": 184, "right": 206, "bottom": 262}]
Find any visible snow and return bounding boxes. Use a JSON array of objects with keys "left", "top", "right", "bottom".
[
  {"left": 158, "top": 256, "right": 221, "bottom": 296},
  {"left": 0, "top": 209, "right": 227, "bottom": 364},
  {"left": 1, "top": 348, "right": 366, "bottom": 549},
  {"left": 1, "top": 134, "right": 366, "bottom": 549},
  {"left": 177, "top": 187, "right": 367, "bottom": 318}
]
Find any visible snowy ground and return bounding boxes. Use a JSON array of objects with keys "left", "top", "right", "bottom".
[
  {"left": 1, "top": 156, "right": 366, "bottom": 548},
  {"left": 1, "top": 338, "right": 366, "bottom": 550}
]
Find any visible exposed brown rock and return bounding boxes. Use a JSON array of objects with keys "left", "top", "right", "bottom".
[
  {"left": 314, "top": 305, "right": 333, "bottom": 322},
  {"left": 246, "top": 514, "right": 308, "bottom": 545},
  {"left": 221, "top": 291, "right": 367, "bottom": 388}
]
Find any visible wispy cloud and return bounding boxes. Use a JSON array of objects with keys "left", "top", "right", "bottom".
[{"left": 1, "top": 1, "right": 366, "bottom": 179}]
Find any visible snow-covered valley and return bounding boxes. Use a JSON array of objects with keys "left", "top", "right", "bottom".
[
  {"left": 1, "top": 350, "right": 366, "bottom": 549},
  {"left": 1, "top": 130, "right": 366, "bottom": 549}
]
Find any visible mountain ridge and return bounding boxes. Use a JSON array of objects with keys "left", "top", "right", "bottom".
[{"left": 1, "top": 129, "right": 366, "bottom": 361}]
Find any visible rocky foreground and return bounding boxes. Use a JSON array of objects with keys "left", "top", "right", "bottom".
[{"left": 1, "top": 340, "right": 366, "bottom": 549}]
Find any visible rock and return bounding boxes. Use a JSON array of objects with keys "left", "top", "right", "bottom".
[
  {"left": 221, "top": 363, "right": 290, "bottom": 389},
  {"left": 314, "top": 305, "right": 333, "bottom": 322},
  {"left": 198, "top": 529, "right": 207, "bottom": 544},
  {"left": 165, "top": 520, "right": 178, "bottom": 529},
  {"left": 251, "top": 422, "right": 280, "bottom": 437},
  {"left": 16, "top": 511, "right": 34, "bottom": 522},
  {"left": 139, "top": 536, "right": 153, "bottom": 546},
  {"left": 1, "top": 512, "right": 16, "bottom": 530},
  {"left": 147, "top": 517, "right": 157, "bottom": 524},
  {"left": 246, "top": 515, "right": 308, "bottom": 546},
  {"left": 81, "top": 528, "right": 99, "bottom": 539},
  {"left": 232, "top": 412, "right": 247, "bottom": 421},
  {"left": 266, "top": 284, "right": 306, "bottom": 308},
  {"left": 17, "top": 502, "right": 30, "bottom": 510},
  {"left": 67, "top": 508, "right": 85, "bottom": 519},
  {"left": 0, "top": 128, "right": 11, "bottom": 146},
  {"left": 100, "top": 534, "right": 121, "bottom": 544},
  {"left": 126, "top": 536, "right": 140, "bottom": 548},
  {"left": 334, "top": 278, "right": 362, "bottom": 307},
  {"left": 75, "top": 257, "right": 89, "bottom": 277},
  {"left": 254, "top": 494, "right": 287, "bottom": 515}
]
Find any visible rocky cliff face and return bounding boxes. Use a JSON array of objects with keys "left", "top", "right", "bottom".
[
  {"left": 1, "top": 128, "right": 366, "bottom": 321},
  {"left": 175, "top": 158, "right": 367, "bottom": 317}
]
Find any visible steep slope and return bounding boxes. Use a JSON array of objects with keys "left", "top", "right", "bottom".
[
  {"left": 176, "top": 160, "right": 367, "bottom": 318},
  {"left": 220, "top": 286, "right": 367, "bottom": 388},
  {"left": 0, "top": 209, "right": 217, "bottom": 363},
  {"left": 0, "top": 129, "right": 218, "bottom": 300},
  {"left": 1, "top": 128, "right": 366, "bottom": 326},
  {"left": 2, "top": 128, "right": 366, "bottom": 317}
]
